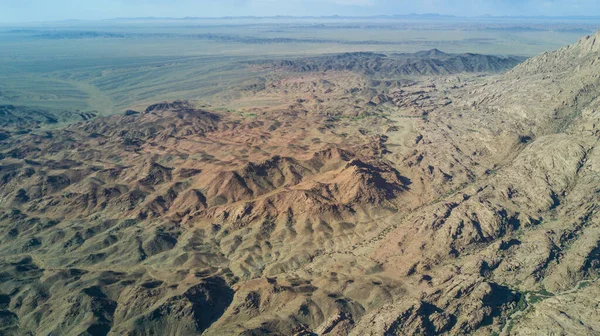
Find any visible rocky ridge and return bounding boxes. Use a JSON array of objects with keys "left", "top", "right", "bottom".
[{"left": 252, "top": 50, "right": 525, "bottom": 77}]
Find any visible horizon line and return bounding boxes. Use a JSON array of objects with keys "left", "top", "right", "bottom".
[{"left": 3, "top": 13, "right": 600, "bottom": 25}]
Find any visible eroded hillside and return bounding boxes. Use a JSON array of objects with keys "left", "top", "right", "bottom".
[{"left": 1, "top": 33, "right": 600, "bottom": 335}]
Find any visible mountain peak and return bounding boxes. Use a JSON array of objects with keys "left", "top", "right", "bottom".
[
  {"left": 414, "top": 48, "right": 448, "bottom": 58},
  {"left": 573, "top": 30, "right": 600, "bottom": 53}
]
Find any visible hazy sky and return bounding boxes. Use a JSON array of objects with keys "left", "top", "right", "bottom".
[{"left": 1, "top": 0, "right": 600, "bottom": 22}]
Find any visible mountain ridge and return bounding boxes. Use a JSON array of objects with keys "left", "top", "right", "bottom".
[{"left": 252, "top": 50, "right": 526, "bottom": 77}]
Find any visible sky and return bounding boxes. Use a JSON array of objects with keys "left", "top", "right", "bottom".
[{"left": 1, "top": 0, "right": 600, "bottom": 22}]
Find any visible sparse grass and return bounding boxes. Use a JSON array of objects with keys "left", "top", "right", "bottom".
[
  {"left": 214, "top": 107, "right": 257, "bottom": 118},
  {"left": 514, "top": 228, "right": 525, "bottom": 238},
  {"left": 211, "top": 195, "right": 228, "bottom": 206},
  {"left": 397, "top": 115, "right": 425, "bottom": 119}
]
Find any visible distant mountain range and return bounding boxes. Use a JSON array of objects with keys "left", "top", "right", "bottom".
[
  {"left": 107, "top": 14, "right": 600, "bottom": 21},
  {"left": 252, "top": 50, "right": 526, "bottom": 77},
  {"left": 3, "top": 13, "right": 600, "bottom": 25}
]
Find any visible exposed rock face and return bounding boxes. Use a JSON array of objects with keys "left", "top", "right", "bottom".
[
  {"left": 1, "top": 32, "right": 600, "bottom": 335},
  {"left": 370, "top": 31, "right": 600, "bottom": 335}
]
